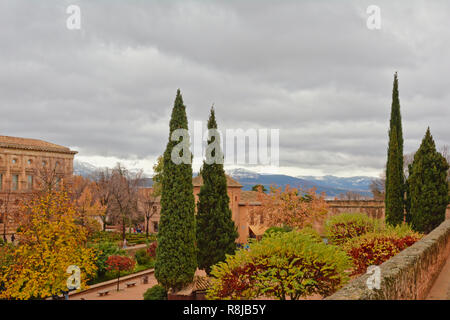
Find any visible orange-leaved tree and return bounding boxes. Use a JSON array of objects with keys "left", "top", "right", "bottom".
[
  {"left": 250, "top": 185, "right": 329, "bottom": 230},
  {"left": 0, "top": 190, "right": 97, "bottom": 300},
  {"left": 72, "top": 175, "right": 106, "bottom": 235}
]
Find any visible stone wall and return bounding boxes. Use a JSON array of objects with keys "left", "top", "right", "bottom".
[
  {"left": 326, "top": 200, "right": 450, "bottom": 221},
  {"left": 326, "top": 218, "right": 450, "bottom": 300}
]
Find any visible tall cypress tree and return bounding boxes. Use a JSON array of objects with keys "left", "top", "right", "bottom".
[
  {"left": 155, "top": 89, "right": 197, "bottom": 291},
  {"left": 406, "top": 128, "right": 449, "bottom": 233},
  {"left": 196, "top": 107, "right": 238, "bottom": 274},
  {"left": 385, "top": 72, "right": 405, "bottom": 226}
]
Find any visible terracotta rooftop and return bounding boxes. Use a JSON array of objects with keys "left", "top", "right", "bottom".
[
  {"left": 0, "top": 135, "right": 77, "bottom": 154},
  {"left": 239, "top": 190, "right": 263, "bottom": 205},
  {"left": 192, "top": 174, "right": 242, "bottom": 188}
]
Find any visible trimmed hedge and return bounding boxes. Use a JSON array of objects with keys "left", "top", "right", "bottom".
[{"left": 325, "top": 213, "right": 380, "bottom": 245}]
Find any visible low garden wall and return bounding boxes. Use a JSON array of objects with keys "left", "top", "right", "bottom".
[{"left": 326, "top": 218, "right": 450, "bottom": 300}]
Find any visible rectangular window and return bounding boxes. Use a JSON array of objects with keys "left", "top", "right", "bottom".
[
  {"left": 153, "top": 222, "right": 159, "bottom": 233},
  {"left": 27, "top": 175, "right": 33, "bottom": 190},
  {"left": 12, "top": 174, "right": 19, "bottom": 191}
]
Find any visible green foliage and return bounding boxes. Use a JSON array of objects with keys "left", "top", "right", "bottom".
[
  {"left": 88, "top": 231, "right": 156, "bottom": 245},
  {"left": 135, "top": 249, "right": 152, "bottom": 266},
  {"left": 155, "top": 89, "right": 197, "bottom": 291},
  {"left": 262, "top": 225, "right": 293, "bottom": 238},
  {"left": 385, "top": 73, "right": 405, "bottom": 226},
  {"left": 207, "top": 231, "right": 352, "bottom": 300},
  {"left": 297, "top": 226, "right": 322, "bottom": 243},
  {"left": 325, "top": 213, "right": 380, "bottom": 246},
  {"left": 343, "top": 224, "right": 422, "bottom": 275},
  {"left": 251, "top": 184, "right": 267, "bottom": 192},
  {"left": 196, "top": 108, "right": 239, "bottom": 275},
  {"left": 89, "top": 241, "right": 126, "bottom": 277},
  {"left": 406, "top": 128, "right": 449, "bottom": 233},
  {"left": 143, "top": 285, "right": 167, "bottom": 300}
]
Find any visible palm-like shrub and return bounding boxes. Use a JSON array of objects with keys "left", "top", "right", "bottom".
[{"left": 206, "top": 231, "right": 352, "bottom": 300}]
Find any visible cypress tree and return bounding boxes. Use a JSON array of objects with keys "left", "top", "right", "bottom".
[
  {"left": 155, "top": 89, "right": 197, "bottom": 291},
  {"left": 385, "top": 72, "right": 405, "bottom": 226},
  {"left": 406, "top": 128, "right": 449, "bottom": 233},
  {"left": 196, "top": 107, "right": 238, "bottom": 274}
]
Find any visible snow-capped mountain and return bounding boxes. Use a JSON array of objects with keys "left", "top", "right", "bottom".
[
  {"left": 225, "top": 168, "right": 261, "bottom": 180},
  {"left": 74, "top": 160, "right": 374, "bottom": 197},
  {"left": 297, "top": 175, "right": 374, "bottom": 192},
  {"left": 73, "top": 160, "right": 101, "bottom": 177},
  {"left": 73, "top": 160, "right": 149, "bottom": 178}
]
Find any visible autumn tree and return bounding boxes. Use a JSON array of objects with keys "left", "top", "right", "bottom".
[
  {"left": 109, "top": 164, "right": 142, "bottom": 243},
  {"left": 0, "top": 185, "right": 14, "bottom": 242},
  {"left": 338, "top": 191, "right": 367, "bottom": 200},
  {"left": 250, "top": 185, "right": 329, "bottom": 230},
  {"left": 106, "top": 255, "right": 135, "bottom": 291},
  {"left": 71, "top": 175, "right": 105, "bottom": 234},
  {"left": 138, "top": 188, "right": 159, "bottom": 238},
  {"left": 385, "top": 72, "right": 405, "bottom": 226},
  {"left": 33, "top": 160, "right": 69, "bottom": 195},
  {"left": 196, "top": 107, "right": 238, "bottom": 274},
  {"left": 151, "top": 155, "right": 164, "bottom": 197},
  {"left": 91, "top": 168, "right": 113, "bottom": 231},
  {"left": 0, "top": 190, "right": 97, "bottom": 300}
]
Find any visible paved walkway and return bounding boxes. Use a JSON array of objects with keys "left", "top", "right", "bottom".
[
  {"left": 426, "top": 254, "right": 450, "bottom": 300},
  {"left": 71, "top": 274, "right": 159, "bottom": 300}
]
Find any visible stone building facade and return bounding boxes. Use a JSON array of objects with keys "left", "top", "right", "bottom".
[{"left": 0, "top": 135, "right": 77, "bottom": 241}]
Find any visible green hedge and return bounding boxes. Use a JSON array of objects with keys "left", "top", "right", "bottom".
[
  {"left": 143, "top": 285, "right": 167, "bottom": 300},
  {"left": 325, "top": 213, "right": 380, "bottom": 246}
]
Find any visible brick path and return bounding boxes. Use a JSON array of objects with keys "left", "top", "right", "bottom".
[{"left": 426, "top": 254, "right": 450, "bottom": 300}]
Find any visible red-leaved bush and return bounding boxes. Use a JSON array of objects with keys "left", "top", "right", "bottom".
[
  {"left": 344, "top": 232, "right": 422, "bottom": 275},
  {"left": 147, "top": 242, "right": 157, "bottom": 258},
  {"left": 106, "top": 255, "right": 135, "bottom": 273}
]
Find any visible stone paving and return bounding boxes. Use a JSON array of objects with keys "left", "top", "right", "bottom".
[{"left": 426, "top": 254, "right": 450, "bottom": 300}]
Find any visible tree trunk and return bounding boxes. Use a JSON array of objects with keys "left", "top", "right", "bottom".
[
  {"left": 122, "top": 216, "right": 126, "bottom": 242},
  {"left": 146, "top": 215, "right": 149, "bottom": 238},
  {"left": 117, "top": 272, "right": 120, "bottom": 291}
]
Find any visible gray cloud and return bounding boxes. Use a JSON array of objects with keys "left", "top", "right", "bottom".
[{"left": 0, "top": 0, "right": 449, "bottom": 176}]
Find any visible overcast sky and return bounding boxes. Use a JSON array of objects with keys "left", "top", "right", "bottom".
[{"left": 0, "top": 0, "right": 449, "bottom": 177}]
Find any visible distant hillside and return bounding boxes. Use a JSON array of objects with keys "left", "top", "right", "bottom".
[
  {"left": 226, "top": 168, "right": 373, "bottom": 197},
  {"left": 73, "top": 161, "right": 374, "bottom": 197}
]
